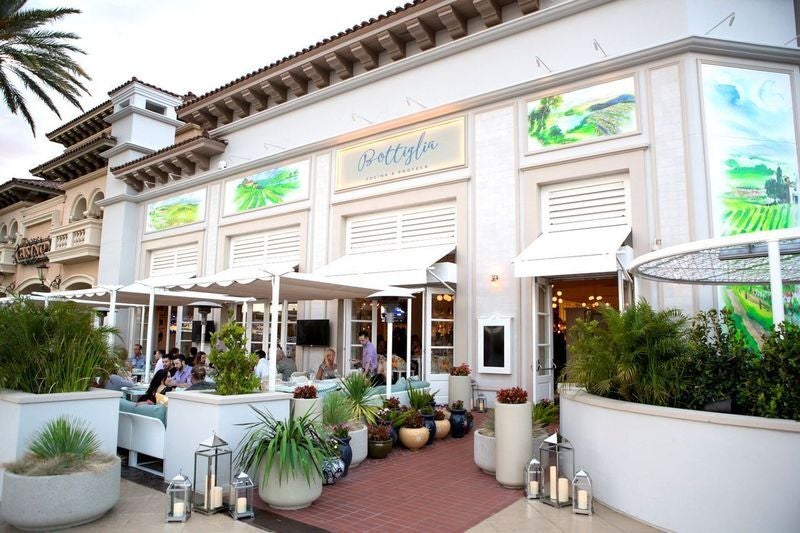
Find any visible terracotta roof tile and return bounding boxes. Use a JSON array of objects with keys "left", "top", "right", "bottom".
[
  {"left": 0, "top": 178, "right": 64, "bottom": 194},
  {"left": 110, "top": 132, "right": 227, "bottom": 172},
  {"left": 108, "top": 76, "right": 182, "bottom": 99},
  {"left": 45, "top": 99, "right": 113, "bottom": 139},
  {"left": 30, "top": 134, "right": 116, "bottom": 175},
  {"left": 178, "top": 0, "right": 428, "bottom": 110}
]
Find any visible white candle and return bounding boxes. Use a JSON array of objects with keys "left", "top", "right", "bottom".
[
  {"left": 558, "top": 477, "right": 569, "bottom": 503},
  {"left": 172, "top": 501, "right": 185, "bottom": 518},
  {"left": 204, "top": 474, "right": 216, "bottom": 508},
  {"left": 578, "top": 489, "right": 589, "bottom": 510},
  {"left": 212, "top": 486, "right": 223, "bottom": 508},
  {"left": 529, "top": 480, "right": 539, "bottom": 497},
  {"left": 236, "top": 496, "right": 248, "bottom": 513},
  {"left": 549, "top": 466, "right": 557, "bottom": 500}
]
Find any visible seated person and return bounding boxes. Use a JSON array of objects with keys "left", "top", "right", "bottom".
[
  {"left": 275, "top": 346, "right": 296, "bottom": 381},
  {"left": 254, "top": 349, "right": 269, "bottom": 380},
  {"left": 137, "top": 369, "right": 173, "bottom": 404},
  {"left": 95, "top": 373, "right": 135, "bottom": 391},
  {"left": 127, "top": 343, "right": 145, "bottom": 371},
  {"left": 316, "top": 348, "right": 338, "bottom": 380},
  {"left": 185, "top": 366, "right": 215, "bottom": 391},
  {"left": 166, "top": 355, "right": 192, "bottom": 388},
  {"left": 152, "top": 350, "right": 168, "bottom": 373},
  {"left": 194, "top": 350, "right": 208, "bottom": 369}
]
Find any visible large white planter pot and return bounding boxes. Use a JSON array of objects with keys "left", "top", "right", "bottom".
[
  {"left": 348, "top": 423, "right": 368, "bottom": 467},
  {"left": 473, "top": 429, "right": 495, "bottom": 474},
  {"left": 258, "top": 458, "right": 322, "bottom": 510},
  {"left": 448, "top": 375, "right": 471, "bottom": 407},
  {"left": 495, "top": 402, "right": 532, "bottom": 488},
  {"left": 164, "top": 390, "right": 291, "bottom": 481},
  {"left": 291, "top": 397, "right": 322, "bottom": 422},
  {"left": 561, "top": 388, "right": 800, "bottom": 533},
  {"left": 0, "top": 388, "right": 120, "bottom": 500},
  {"left": 1, "top": 456, "right": 121, "bottom": 530}
]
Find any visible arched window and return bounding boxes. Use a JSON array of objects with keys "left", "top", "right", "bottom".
[
  {"left": 8, "top": 220, "right": 18, "bottom": 242},
  {"left": 71, "top": 196, "right": 87, "bottom": 222},
  {"left": 0, "top": 224, "right": 7, "bottom": 243}
]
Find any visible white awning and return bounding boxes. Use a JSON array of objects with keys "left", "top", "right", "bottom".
[
  {"left": 313, "top": 244, "right": 455, "bottom": 286},
  {"left": 36, "top": 280, "right": 252, "bottom": 307},
  {"left": 514, "top": 225, "right": 631, "bottom": 278}
]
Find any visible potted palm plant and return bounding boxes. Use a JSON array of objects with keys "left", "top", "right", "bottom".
[
  {"left": 237, "top": 406, "right": 334, "bottom": 510},
  {"left": 367, "top": 424, "right": 393, "bottom": 459},
  {"left": 1, "top": 416, "right": 120, "bottom": 530},
  {"left": 494, "top": 387, "right": 532, "bottom": 488},
  {"left": 338, "top": 372, "right": 381, "bottom": 467}
]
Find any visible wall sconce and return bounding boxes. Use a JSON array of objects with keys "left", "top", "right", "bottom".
[
  {"left": 490, "top": 274, "right": 499, "bottom": 284},
  {"left": 36, "top": 263, "right": 61, "bottom": 290}
]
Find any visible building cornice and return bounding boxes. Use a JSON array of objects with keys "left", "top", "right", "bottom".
[
  {"left": 105, "top": 105, "right": 184, "bottom": 128},
  {"left": 100, "top": 141, "right": 155, "bottom": 159}
]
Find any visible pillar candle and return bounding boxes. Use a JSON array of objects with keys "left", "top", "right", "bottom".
[
  {"left": 578, "top": 489, "right": 589, "bottom": 510},
  {"left": 212, "top": 486, "right": 223, "bottom": 508},
  {"left": 529, "top": 480, "right": 539, "bottom": 497},
  {"left": 549, "top": 466, "right": 557, "bottom": 500},
  {"left": 558, "top": 477, "right": 569, "bottom": 502},
  {"left": 172, "top": 501, "right": 185, "bottom": 518},
  {"left": 237, "top": 496, "right": 248, "bottom": 513},
  {"left": 204, "top": 474, "right": 216, "bottom": 508}
]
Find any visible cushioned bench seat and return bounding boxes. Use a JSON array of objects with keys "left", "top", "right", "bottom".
[{"left": 118, "top": 399, "right": 166, "bottom": 475}]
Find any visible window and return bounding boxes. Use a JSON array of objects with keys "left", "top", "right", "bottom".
[
  {"left": 348, "top": 299, "right": 374, "bottom": 370},
  {"left": 145, "top": 100, "right": 166, "bottom": 115},
  {"left": 117, "top": 99, "right": 130, "bottom": 111},
  {"left": 478, "top": 315, "right": 512, "bottom": 374},
  {"left": 429, "top": 292, "right": 455, "bottom": 374},
  {"left": 229, "top": 229, "right": 300, "bottom": 267}
]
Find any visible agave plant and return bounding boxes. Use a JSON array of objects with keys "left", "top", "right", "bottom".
[
  {"left": 236, "top": 406, "right": 335, "bottom": 486},
  {"left": 338, "top": 372, "right": 381, "bottom": 424}
]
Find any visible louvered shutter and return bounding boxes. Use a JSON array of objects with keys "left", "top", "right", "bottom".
[
  {"left": 541, "top": 176, "right": 630, "bottom": 232},
  {"left": 346, "top": 203, "right": 456, "bottom": 254},
  {"left": 149, "top": 245, "right": 198, "bottom": 277},
  {"left": 230, "top": 229, "right": 300, "bottom": 267}
]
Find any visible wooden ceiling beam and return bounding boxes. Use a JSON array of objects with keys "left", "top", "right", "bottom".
[
  {"left": 184, "top": 151, "right": 209, "bottom": 172},
  {"left": 378, "top": 30, "right": 406, "bottom": 61},
  {"left": 223, "top": 95, "right": 250, "bottom": 118},
  {"left": 406, "top": 18, "right": 436, "bottom": 51},
  {"left": 437, "top": 5, "right": 467, "bottom": 40},
  {"left": 171, "top": 156, "right": 195, "bottom": 176},
  {"left": 519, "top": 0, "right": 540, "bottom": 15},
  {"left": 260, "top": 80, "right": 288, "bottom": 105},
  {"left": 280, "top": 71, "right": 308, "bottom": 97},
  {"left": 474, "top": 0, "right": 502, "bottom": 27},
  {"left": 349, "top": 41, "right": 378, "bottom": 71},
  {"left": 240, "top": 88, "right": 269, "bottom": 112},
  {"left": 301, "top": 62, "right": 330, "bottom": 89},
  {"left": 324, "top": 51, "right": 353, "bottom": 80},
  {"left": 208, "top": 102, "right": 234, "bottom": 125}
]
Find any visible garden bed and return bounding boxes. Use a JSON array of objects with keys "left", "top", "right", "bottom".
[{"left": 560, "top": 387, "right": 800, "bottom": 533}]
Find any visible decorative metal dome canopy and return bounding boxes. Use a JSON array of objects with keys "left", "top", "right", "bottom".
[
  {"left": 629, "top": 228, "right": 800, "bottom": 285},
  {"left": 629, "top": 227, "right": 800, "bottom": 326}
]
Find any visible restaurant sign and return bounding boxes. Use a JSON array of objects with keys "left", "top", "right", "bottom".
[
  {"left": 335, "top": 117, "right": 466, "bottom": 191},
  {"left": 14, "top": 236, "right": 50, "bottom": 265}
]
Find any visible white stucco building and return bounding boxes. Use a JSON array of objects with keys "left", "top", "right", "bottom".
[{"left": 91, "top": 0, "right": 800, "bottom": 402}]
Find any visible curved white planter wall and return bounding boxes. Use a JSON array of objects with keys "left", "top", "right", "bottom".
[
  {"left": 0, "top": 388, "right": 121, "bottom": 500},
  {"left": 561, "top": 389, "right": 800, "bottom": 533}
]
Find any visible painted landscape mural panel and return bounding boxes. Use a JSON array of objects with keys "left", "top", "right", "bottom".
[
  {"left": 526, "top": 77, "right": 637, "bottom": 151},
  {"left": 146, "top": 189, "right": 205, "bottom": 232},
  {"left": 701, "top": 63, "right": 800, "bottom": 347},
  {"left": 224, "top": 160, "right": 310, "bottom": 215}
]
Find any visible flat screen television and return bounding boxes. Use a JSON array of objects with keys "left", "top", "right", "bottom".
[{"left": 295, "top": 319, "right": 330, "bottom": 346}]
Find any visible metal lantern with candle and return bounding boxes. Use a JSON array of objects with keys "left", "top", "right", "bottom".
[
  {"left": 524, "top": 457, "right": 542, "bottom": 500},
  {"left": 166, "top": 472, "right": 192, "bottom": 523},
  {"left": 538, "top": 432, "right": 574, "bottom": 508},
  {"left": 230, "top": 472, "right": 255, "bottom": 520},
  {"left": 572, "top": 469, "right": 593, "bottom": 515},
  {"left": 193, "top": 432, "right": 232, "bottom": 514},
  {"left": 475, "top": 393, "right": 487, "bottom": 413}
]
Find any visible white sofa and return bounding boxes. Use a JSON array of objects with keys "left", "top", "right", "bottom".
[{"left": 117, "top": 399, "right": 166, "bottom": 476}]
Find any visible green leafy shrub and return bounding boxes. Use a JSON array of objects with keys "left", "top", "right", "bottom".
[
  {"left": 0, "top": 297, "right": 119, "bottom": 393},
  {"left": 4, "top": 416, "right": 116, "bottom": 476},
  {"left": 208, "top": 319, "right": 259, "bottom": 395},
  {"left": 740, "top": 322, "right": 800, "bottom": 420},
  {"left": 680, "top": 309, "right": 751, "bottom": 411},
  {"left": 563, "top": 301, "right": 688, "bottom": 406},
  {"left": 533, "top": 399, "right": 559, "bottom": 427}
]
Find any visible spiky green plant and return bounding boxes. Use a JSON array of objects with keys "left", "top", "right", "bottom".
[
  {"left": 0, "top": 297, "right": 119, "bottom": 393},
  {"left": 406, "top": 382, "right": 437, "bottom": 410},
  {"left": 0, "top": 1, "right": 91, "bottom": 135},
  {"left": 4, "top": 416, "right": 115, "bottom": 476},
  {"left": 338, "top": 372, "right": 381, "bottom": 424},
  {"left": 322, "top": 390, "right": 351, "bottom": 427},
  {"left": 562, "top": 300, "right": 688, "bottom": 407},
  {"left": 236, "top": 406, "right": 334, "bottom": 487}
]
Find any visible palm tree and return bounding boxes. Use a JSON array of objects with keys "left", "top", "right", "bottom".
[{"left": 0, "top": 0, "right": 90, "bottom": 134}]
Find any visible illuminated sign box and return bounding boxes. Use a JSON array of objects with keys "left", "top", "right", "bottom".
[{"left": 335, "top": 117, "right": 466, "bottom": 191}]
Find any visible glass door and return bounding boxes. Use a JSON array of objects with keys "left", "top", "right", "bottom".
[
  {"left": 425, "top": 288, "right": 455, "bottom": 383},
  {"left": 533, "top": 278, "right": 554, "bottom": 401}
]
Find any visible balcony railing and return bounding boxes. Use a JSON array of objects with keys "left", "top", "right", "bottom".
[
  {"left": 48, "top": 218, "right": 102, "bottom": 264},
  {"left": 0, "top": 243, "right": 14, "bottom": 274}
]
